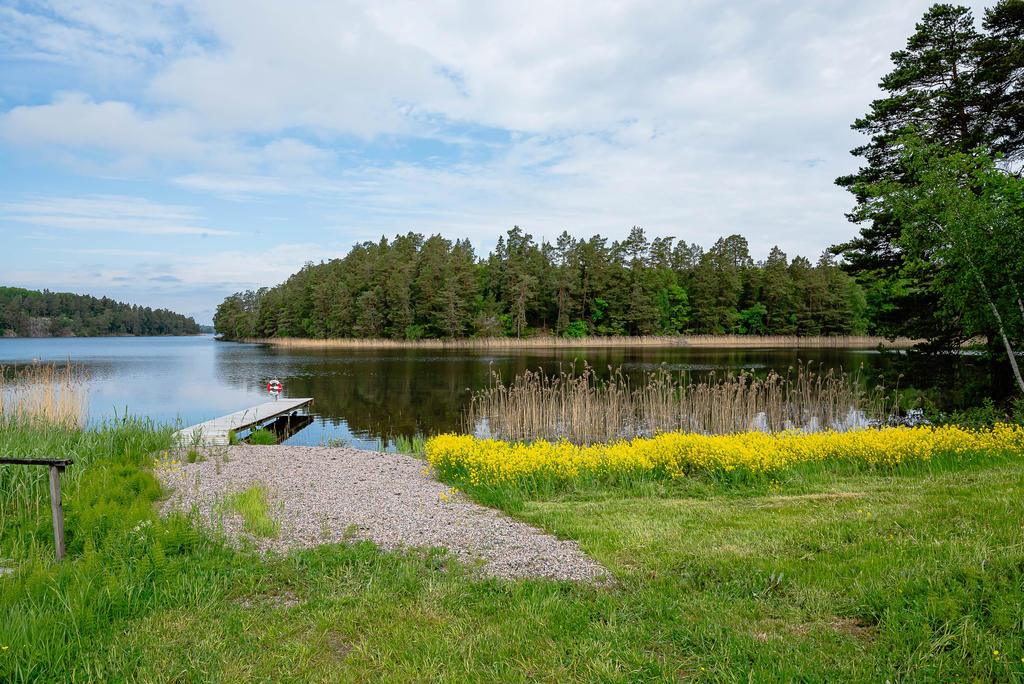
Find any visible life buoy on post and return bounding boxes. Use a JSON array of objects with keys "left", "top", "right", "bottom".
[{"left": 267, "top": 379, "right": 283, "bottom": 399}]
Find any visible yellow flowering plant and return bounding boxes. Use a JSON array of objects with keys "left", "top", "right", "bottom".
[{"left": 425, "top": 424, "right": 1024, "bottom": 490}]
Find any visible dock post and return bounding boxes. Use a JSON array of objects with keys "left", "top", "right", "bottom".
[{"left": 48, "top": 464, "right": 66, "bottom": 562}]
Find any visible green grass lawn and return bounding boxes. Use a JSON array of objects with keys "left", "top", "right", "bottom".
[{"left": 2, "top": 422, "right": 1023, "bottom": 682}]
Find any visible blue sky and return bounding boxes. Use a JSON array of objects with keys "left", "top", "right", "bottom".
[{"left": 0, "top": 0, "right": 991, "bottom": 325}]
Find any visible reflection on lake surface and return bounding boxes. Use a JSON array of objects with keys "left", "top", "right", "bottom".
[{"left": 0, "top": 335, "right": 966, "bottom": 448}]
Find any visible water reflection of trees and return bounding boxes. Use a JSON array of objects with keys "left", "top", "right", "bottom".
[{"left": 213, "top": 346, "right": 980, "bottom": 442}]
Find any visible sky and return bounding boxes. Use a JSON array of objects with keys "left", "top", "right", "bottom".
[{"left": 0, "top": 0, "right": 993, "bottom": 325}]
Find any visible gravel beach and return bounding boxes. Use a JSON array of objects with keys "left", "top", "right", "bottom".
[{"left": 160, "top": 445, "right": 607, "bottom": 582}]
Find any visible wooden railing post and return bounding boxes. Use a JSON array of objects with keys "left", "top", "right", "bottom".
[
  {"left": 48, "top": 464, "right": 66, "bottom": 562},
  {"left": 0, "top": 457, "right": 73, "bottom": 564}
]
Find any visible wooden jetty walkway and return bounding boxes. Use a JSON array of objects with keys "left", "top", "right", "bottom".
[{"left": 174, "top": 398, "right": 314, "bottom": 446}]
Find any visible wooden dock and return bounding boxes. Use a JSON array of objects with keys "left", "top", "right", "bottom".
[{"left": 174, "top": 398, "right": 314, "bottom": 446}]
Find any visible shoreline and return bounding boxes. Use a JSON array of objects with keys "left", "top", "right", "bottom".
[
  {"left": 230, "top": 334, "right": 921, "bottom": 350},
  {"left": 1, "top": 333, "right": 207, "bottom": 339}
]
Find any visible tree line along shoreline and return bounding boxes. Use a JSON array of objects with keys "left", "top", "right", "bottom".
[
  {"left": 234, "top": 334, "right": 921, "bottom": 350},
  {"left": 214, "top": 229, "right": 872, "bottom": 343},
  {"left": 0, "top": 286, "right": 200, "bottom": 338}
]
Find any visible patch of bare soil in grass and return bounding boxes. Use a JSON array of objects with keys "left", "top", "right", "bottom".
[
  {"left": 323, "top": 631, "right": 354, "bottom": 662},
  {"left": 765, "top": 492, "right": 865, "bottom": 504},
  {"left": 231, "top": 589, "right": 301, "bottom": 609},
  {"left": 821, "top": 617, "right": 875, "bottom": 640},
  {"left": 752, "top": 616, "right": 875, "bottom": 642}
]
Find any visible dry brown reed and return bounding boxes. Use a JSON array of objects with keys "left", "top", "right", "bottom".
[
  {"left": 465, "top": 362, "right": 893, "bottom": 444},
  {"left": 679, "top": 335, "right": 921, "bottom": 349},
  {"left": 242, "top": 335, "right": 919, "bottom": 350},
  {"left": 0, "top": 361, "right": 88, "bottom": 427}
]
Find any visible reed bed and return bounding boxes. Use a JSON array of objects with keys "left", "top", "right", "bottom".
[
  {"left": 0, "top": 361, "right": 88, "bottom": 427},
  {"left": 465, "top": 362, "right": 894, "bottom": 444},
  {"left": 681, "top": 334, "right": 920, "bottom": 348},
  {"left": 239, "top": 334, "right": 918, "bottom": 350}
]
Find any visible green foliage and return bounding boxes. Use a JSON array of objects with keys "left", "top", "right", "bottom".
[
  {"left": 247, "top": 428, "right": 277, "bottom": 445},
  {"left": 217, "top": 484, "right": 280, "bottom": 538},
  {"left": 833, "top": 1, "right": 1024, "bottom": 345},
  {"left": 214, "top": 228, "right": 872, "bottom": 342},
  {"left": 866, "top": 135, "right": 1024, "bottom": 392},
  {"left": 736, "top": 302, "right": 768, "bottom": 335},
  {"left": 404, "top": 324, "right": 426, "bottom": 341},
  {"left": 0, "top": 286, "right": 200, "bottom": 337},
  {"left": 3, "top": 421, "right": 1024, "bottom": 679},
  {"left": 392, "top": 434, "right": 427, "bottom": 457},
  {"left": 662, "top": 284, "right": 690, "bottom": 332},
  {"left": 938, "top": 397, "right": 1024, "bottom": 429},
  {"left": 563, "top": 320, "right": 588, "bottom": 338},
  {"left": 0, "top": 421, "right": 212, "bottom": 681}
]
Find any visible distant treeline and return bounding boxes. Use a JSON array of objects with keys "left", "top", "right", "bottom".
[
  {"left": 214, "top": 228, "right": 869, "bottom": 341},
  {"left": 0, "top": 287, "right": 200, "bottom": 337}
]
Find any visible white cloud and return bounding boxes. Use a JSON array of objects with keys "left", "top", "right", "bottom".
[
  {"left": 14, "top": 240, "right": 337, "bottom": 288},
  {"left": 2, "top": 195, "right": 235, "bottom": 236},
  {"left": 46, "top": 247, "right": 171, "bottom": 257},
  {"left": 1, "top": 93, "right": 204, "bottom": 161},
  {"left": 171, "top": 173, "right": 327, "bottom": 198},
  {"left": 145, "top": 0, "right": 454, "bottom": 138},
  {"left": 0, "top": 94, "right": 344, "bottom": 176},
  {"left": 0, "top": 0, "right": 998, "bottom": 296},
  {"left": 0, "top": 1, "right": 191, "bottom": 85}
]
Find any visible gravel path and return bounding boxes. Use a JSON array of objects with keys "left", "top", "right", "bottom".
[{"left": 160, "top": 445, "right": 607, "bottom": 582}]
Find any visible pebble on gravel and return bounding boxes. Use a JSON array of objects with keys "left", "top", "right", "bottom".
[{"left": 159, "top": 445, "right": 609, "bottom": 582}]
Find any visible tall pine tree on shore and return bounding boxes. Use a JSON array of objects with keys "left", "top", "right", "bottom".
[{"left": 833, "top": 1, "right": 1024, "bottom": 345}]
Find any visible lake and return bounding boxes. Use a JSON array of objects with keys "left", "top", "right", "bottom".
[{"left": 0, "top": 335, "right": 956, "bottom": 448}]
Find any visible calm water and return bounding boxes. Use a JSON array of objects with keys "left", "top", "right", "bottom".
[{"left": 0, "top": 336, "right": 917, "bottom": 448}]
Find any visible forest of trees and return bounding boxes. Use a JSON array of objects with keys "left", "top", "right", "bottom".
[
  {"left": 0, "top": 287, "right": 201, "bottom": 337},
  {"left": 214, "top": 229, "right": 869, "bottom": 341}
]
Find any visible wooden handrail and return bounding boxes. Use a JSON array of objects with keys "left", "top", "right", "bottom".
[
  {"left": 1, "top": 457, "right": 74, "bottom": 562},
  {"left": 0, "top": 457, "right": 74, "bottom": 467}
]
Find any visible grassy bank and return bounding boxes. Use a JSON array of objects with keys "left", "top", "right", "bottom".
[
  {"left": 3, "top": 420, "right": 1024, "bottom": 680},
  {"left": 423, "top": 428, "right": 1024, "bottom": 680},
  {"left": 237, "top": 334, "right": 920, "bottom": 350}
]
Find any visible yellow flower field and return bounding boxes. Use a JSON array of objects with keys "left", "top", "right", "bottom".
[{"left": 425, "top": 424, "right": 1024, "bottom": 486}]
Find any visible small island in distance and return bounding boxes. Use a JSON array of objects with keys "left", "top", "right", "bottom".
[{"left": 0, "top": 286, "right": 200, "bottom": 338}]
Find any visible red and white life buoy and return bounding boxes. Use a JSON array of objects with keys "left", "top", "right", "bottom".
[{"left": 267, "top": 379, "right": 283, "bottom": 395}]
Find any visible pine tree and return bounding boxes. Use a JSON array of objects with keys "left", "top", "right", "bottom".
[{"left": 833, "top": 2, "right": 1024, "bottom": 341}]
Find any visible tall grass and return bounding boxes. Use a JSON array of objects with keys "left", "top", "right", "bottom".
[
  {"left": 0, "top": 419, "right": 176, "bottom": 555},
  {"left": 393, "top": 434, "right": 427, "bottom": 456},
  {"left": 0, "top": 419, "right": 203, "bottom": 680},
  {"left": 217, "top": 484, "right": 280, "bottom": 538},
  {"left": 240, "top": 334, "right": 919, "bottom": 350},
  {"left": 466, "top": 362, "right": 894, "bottom": 444},
  {"left": 0, "top": 361, "right": 87, "bottom": 427},
  {"left": 247, "top": 428, "right": 278, "bottom": 445},
  {"left": 0, "top": 360, "right": 92, "bottom": 541}
]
